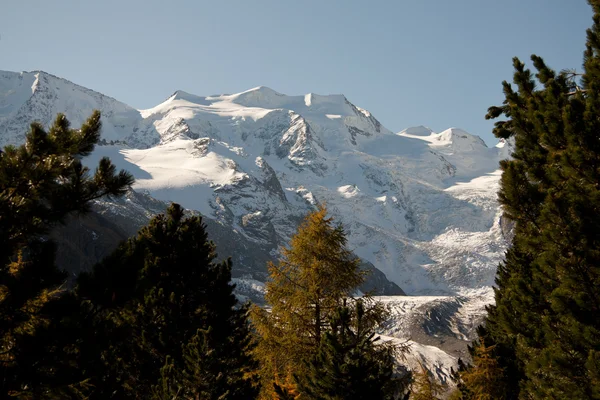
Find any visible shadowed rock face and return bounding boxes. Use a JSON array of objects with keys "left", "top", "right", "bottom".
[
  {"left": 52, "top": 189, "right": 405, "bottom": 299},
  {"left": 360, "top": 262, "right": 406, "bottom": 296},
  {"left": 51, "top": 212, "right": 130, "bottom": 280}
]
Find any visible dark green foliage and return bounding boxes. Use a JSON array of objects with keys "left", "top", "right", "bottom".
[
  {"left": 296, "top": 299, "right": 408, "bottom": 400},
  {"left": 468, "top": 1, "right": 600, "bottom": 398},
  {"left": 0, "top": 112, "right": 132, "bottom": 260},
  {"left": 78, "top": 204, "right": 258, "bottom": 399},
  {"left": 152, "top": 356, "right": 182, "bottom": 400},
  {"left": 153, "top": 326, "right": 258, "bottom": 400},
  {"left": 0, "top": 111, "right": 133, "bottom": 398},
  {"left": 182, "top": 326, "right": 256, "bottom": 399}
]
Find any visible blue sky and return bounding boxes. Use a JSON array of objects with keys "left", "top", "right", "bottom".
[{"left": 1, "top": 0, "right": 593, "bottom": 145}]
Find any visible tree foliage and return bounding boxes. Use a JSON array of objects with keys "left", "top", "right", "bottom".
[
  {"left": 0, "top": 111, "right": 133, "bottom": 397},
  {"left": 252, "top": 206, "right": 410, "bottom": 399},
  {"left": 296, "top": 299, "right": 408, "bottom": 400},
  {"left": 468, "top": 1, "right": 600, "bottom": 398},
  {"left": 453, "top": 342, "right": 506, "bottom": 400},
  {"left": 252, "top": 205, "right": 366, "bottom": 397},
  {"left": 77, "top": 204, "right": 258, "bottom": 399},
  {"left": 409, "top": 363, "right": 443, "bottom": 400}
]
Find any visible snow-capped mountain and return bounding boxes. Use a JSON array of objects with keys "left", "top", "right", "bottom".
[
  {"left": 1, "top": 70, "right": 513, "bottom": 373},
  {"left": 0, "top": 70, "right": 159, "bottom": 148},
  {"left": 0, "top": 70, "right": 509, "bottom": 296}
]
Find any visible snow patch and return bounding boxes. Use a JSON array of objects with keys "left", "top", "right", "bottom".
[{"left": 337, "top": 184, "right": 360, "bottom": 198}]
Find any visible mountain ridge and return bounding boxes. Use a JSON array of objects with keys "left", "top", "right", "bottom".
[
  {"left": 0, "top": 69, "right": 513, "bottom": 376},
  {"left": 0, "top": 69, "right": 509, "bottom": 296}
]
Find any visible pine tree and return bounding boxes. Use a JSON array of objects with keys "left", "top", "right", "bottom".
[
  {"left": 409, "top": 363, "right": 443, "bottom": 400},
  {"left": 77, "top": 204, "right": 257, "bottom": 399},
  {"left": 0, "top": 111, "right": 133, "bottom": 398},
  {"left": 296, "top": 299, "right": 408, "bottom": 400},
  {"left": 152, "top": 356, "right": 183, "bottom": 400},
  {"left": 469, "top": 1, "right": 600, "bottom": 398},
  {"left": 251, "top": 205, "right": 365, "bottom": 397},
  {"left": 171, "top": 326, "right": 257, "bottom": 400}
]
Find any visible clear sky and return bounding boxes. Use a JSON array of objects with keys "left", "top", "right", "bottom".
[{"left": 0, "top": 0, "right": 593, "bottom": 145}]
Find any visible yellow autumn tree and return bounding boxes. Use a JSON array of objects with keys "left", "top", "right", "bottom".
[
  {"left": 251, "top": 205, "right": 365, "bottom": 398},
  {"left": 458, "top": 341, "right": 505, "bottom": 400},
  {"left": 410, "top": 362, "right": 444, "bottom": 400}
]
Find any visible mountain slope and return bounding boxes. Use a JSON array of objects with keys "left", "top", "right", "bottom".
[
  {"left": 0, "top": 69, "right": 515, "bottom": 381},
  {"left": 87, "top": 89, "right": 509, "bottom": 295},
  {"left": 51, "top": 188, "right": 404, "bottom": 300},
  {"left": 0, "top": 70, "right": 159, "bottom": 148},
  {"left": 0, "top": 70, "right": 509, "bottom": 297}
]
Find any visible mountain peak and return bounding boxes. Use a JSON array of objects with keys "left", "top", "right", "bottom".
[
  {"left": 168, "top": 90, "right": 209, "bottom": 105},
  {"left": 435, "top": 128, "right": 487, "bottom": 148},
  {"left": 230, "top": 86, "right": 287, "bottom": 108},
  {"left": 0, "top": 70, "right": 156, "bottom": 149},
  {"left": 398, "top": 126, "right": 435, "bottom": 137},
  {"left": 244, "top": 85, "right": 281, "bottom": 95}
]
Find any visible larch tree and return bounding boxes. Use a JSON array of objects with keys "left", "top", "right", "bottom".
[
  {"left": 251, "top": 205, "right": 365, "bottom": 398},
  {"left": 454, "top": 342, "right": 506, "bottom": 400},
  {"left": 409, "top": 362, "right": 444, "bottom": 400}
]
